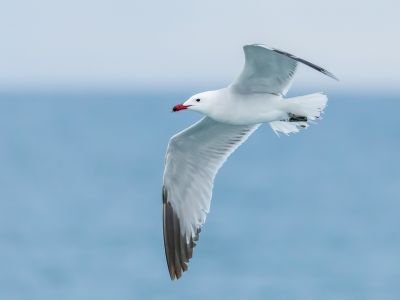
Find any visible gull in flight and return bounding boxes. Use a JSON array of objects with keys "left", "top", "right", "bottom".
[{"left": 162, "top": 44, "right": 337, "bottom": 280}]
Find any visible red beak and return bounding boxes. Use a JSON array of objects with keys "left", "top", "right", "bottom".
[{"left": 172, "top": 104, "right": 190, "bottom": 112}]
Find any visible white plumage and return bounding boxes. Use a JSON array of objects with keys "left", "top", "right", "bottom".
[{"left": 162, "top": 44, "right": 337, "bottom": 279}]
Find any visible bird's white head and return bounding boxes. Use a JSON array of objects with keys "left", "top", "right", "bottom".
[{"left": 172, "top": 91, "right": 216, "bottom": 114}]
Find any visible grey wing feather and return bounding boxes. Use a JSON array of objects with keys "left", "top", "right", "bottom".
[
  {"left": 162, "top": 117, "right": 259, "bottom": 279},
  {"left": 231, "top": 44, "right": 338, "bottom": 95}
]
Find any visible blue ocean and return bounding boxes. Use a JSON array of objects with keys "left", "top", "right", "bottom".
[{"left": 0, "top": 90, "right": 399, "bottom": 299}]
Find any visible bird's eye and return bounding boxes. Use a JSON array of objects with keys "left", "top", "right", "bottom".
[{"left": 195, "top": 99, "right": 201, "bottom": 102}]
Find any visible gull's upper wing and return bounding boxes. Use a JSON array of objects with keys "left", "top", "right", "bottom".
[
  {"left": 162, "top": 117, "right": 259, "bottom": 279},
  {"left": 231, "top": 44, "right": 338, "bottom": 95}
]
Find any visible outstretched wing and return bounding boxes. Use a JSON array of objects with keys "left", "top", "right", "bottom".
[
  {"left": 231, "top": 44, "right": 338, "bottom": 95},
  {"left": 162, "top": 117, "right": 259, "bottom": 279}
]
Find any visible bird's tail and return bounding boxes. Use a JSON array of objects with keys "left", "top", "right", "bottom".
[{"left": 270, "top": 93, "right": 328, "bottom": 135}]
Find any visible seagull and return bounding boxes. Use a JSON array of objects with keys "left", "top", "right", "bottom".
[{"left": 162, "top": 44, "right": 337, "bottom": 280}]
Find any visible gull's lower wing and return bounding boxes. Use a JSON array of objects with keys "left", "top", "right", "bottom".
[
  {"left": 162, "top": 117, "right": 259, "bottom": 279},
  {"left": 231, "top": 44, "right": 338, "bottom": 95}
]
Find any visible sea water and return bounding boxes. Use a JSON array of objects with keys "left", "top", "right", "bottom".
[{"left": 0, "top": 90, "right": 399, "bottom": 299}]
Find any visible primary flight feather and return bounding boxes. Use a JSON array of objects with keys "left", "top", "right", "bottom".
[{"left": 162, "top": 44, "right": 337, "bottom": 280}]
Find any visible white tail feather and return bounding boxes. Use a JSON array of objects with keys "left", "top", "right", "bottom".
[
  {"left": 270, "top": 121, "right": 309, "bottom": 136},
  {"left": 285, "top": 93, "right": 328, "bottom": 120},
  {"left": 270, "top": 93, "right": 328, "bottom": 135}
]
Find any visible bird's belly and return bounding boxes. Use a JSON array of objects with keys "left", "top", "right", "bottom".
[
  {"left": 210, "top": 97, "right": 287, "bottom": 125},
  {"left": 213, "top": 111, "right": 284, "bottom": 125}
]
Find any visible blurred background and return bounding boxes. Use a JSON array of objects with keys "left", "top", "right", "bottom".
[{"left": 0, "top": 1, "right": 399, "bottom": 299}]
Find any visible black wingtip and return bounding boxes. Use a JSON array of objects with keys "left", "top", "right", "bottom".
[
  {"left": 270, "top": 48, "right": 339, "bottom": 82},
  {"left": 162, "top": 186, "right": 200, "bottom": 280},
  {"left": 320, "top": 68, "right": 339, "bottom": 81}
]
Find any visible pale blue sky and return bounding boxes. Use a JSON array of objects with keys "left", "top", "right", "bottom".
[{"left": 1, "top": 0, "right": 399, "bottom": 90}]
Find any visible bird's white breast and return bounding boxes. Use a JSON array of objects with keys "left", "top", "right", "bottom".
[{"left": 206, "top": 88, "right": 287, "bottom": 125}]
